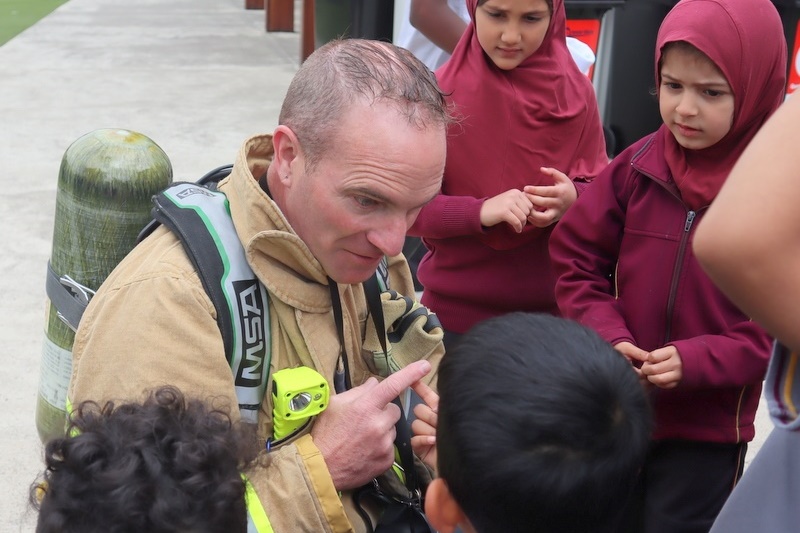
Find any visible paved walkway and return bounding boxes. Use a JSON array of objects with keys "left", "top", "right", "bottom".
[
  {"left": 0, "top": 0, "right": 300, "bottom": 529},
  {"left": 0, "top": 0, "right": 773, "bottom": 530}
]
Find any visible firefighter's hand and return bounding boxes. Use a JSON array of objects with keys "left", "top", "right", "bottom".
[
  {"left": 410, "top": 380, "right": 439, "bottom": 471},
  {"left": 311, "top": 360, "right": 432, "bottom": 490}
]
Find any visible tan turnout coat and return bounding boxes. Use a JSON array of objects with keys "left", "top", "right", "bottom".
[{"left": 69, "top": 134, "right": 443, "bottom": 532}]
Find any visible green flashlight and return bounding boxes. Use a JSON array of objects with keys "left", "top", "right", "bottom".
[{"left": 271, "top": 366, "right": 330, "bottom": 440}]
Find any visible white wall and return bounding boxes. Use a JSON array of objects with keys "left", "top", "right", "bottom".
[{"left": 393, "top": 0, "right": 409, "bottom": 42}]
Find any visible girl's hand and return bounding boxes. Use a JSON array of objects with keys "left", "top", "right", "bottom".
[
  {"left": 641, "top": 345, "right": 683, "bottom": 389},
  {"left": 479, "top": 189, "right": 533, "bottom": 232},
  {"left": 410, "top": 380, "right": 439, "bottom": 471},
  {"left": 523, "top": 167, "right": 578, "bottom": 228},
  {"left": 614, "top": 341, "right": 648, "bottom": 384}
]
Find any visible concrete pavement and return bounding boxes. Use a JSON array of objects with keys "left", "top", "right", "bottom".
[
  {"left": 0, "top": 0, "right": 774, "bottom": 530},
  {"left": 0, "top": 0, "right": 300, "bottom": 529}
]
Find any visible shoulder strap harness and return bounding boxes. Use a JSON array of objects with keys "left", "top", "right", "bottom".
[{"left": 149, "top": 179, "right": 270, "bottom": 425}]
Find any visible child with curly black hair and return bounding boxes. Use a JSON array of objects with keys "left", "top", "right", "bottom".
[{"left": 31, "top": 386, "right": 259, "bottom": 533}]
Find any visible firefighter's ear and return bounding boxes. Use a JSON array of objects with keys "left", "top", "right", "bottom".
[
  {"left": 271, "top": 125, "right": 302, "bottom": 186},
  {"left": 424, "top": 478, "right": 474, "bottom": 533}
]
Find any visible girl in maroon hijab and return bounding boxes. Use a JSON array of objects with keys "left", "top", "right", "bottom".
[
  {"left": 408, "top": 0, "right": 607, "bottom": 345},
  {"left": 550, "top": 0, "right": 787, "bottom": 530}
]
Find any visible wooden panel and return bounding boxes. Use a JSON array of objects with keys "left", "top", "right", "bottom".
[
  {"left": 266, "top": 0, "right": 294, "bottom": 32},
  {"left": 244, "top": 0, "right": 264, "bottom": 10},
  {"left": 302, "top": 0, "right": 315, "bottom": 61}
]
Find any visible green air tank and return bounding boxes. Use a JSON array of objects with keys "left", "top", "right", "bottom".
[{"left": 35, "top": 129, "right": 172, "bottom": 443}]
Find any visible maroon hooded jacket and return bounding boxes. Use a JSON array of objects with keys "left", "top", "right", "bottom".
[
  {"left": 550, "top": 128, "right": 772, "bottom": 443},
  {"left": 551, "top": 0, "right": 787, "bottom": 445},
  {"left": 409, "top": 0, "right": 607, "bottom": 334}
]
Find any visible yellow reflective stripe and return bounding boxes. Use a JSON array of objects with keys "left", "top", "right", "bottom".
[
  {"left": 34, "top": 481, "right": 48, "bottom": 504},
  {"left": 243, "top": 474, "right": 274, "bottom": 533},
  {"left": 391, "top": 463, "right": 406, "bottom": 484},
  {"left": 783, "top": 351, "right": 799, "bottom": 419},
  {"left": 392, "top": 447, "right": 406, "bottom": 484},
  {"left": 65, "top": 397, "right": 79, "bottom": 437}
]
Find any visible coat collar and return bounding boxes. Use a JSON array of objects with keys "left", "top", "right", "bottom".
[
  {"left": 220, "top": 134, "right": 333, "bottom": 314},
  {"left": 631, "top": 130, "right": 671, "bottom": 185}
]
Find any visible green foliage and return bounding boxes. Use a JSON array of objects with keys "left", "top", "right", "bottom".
[{"left": 0, "top": 0, "right": 69, "bottom": 47}]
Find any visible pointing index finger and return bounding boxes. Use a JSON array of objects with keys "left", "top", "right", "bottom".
[{"left": 369, "top": 360, "right": 432, "bottom": 408}]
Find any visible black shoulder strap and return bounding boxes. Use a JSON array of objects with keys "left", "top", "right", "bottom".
[
  {"left": 329, "top": 272, "right": 419, "bottom": 495},
  {"left": 363, "top": 274, "right": 419, "bottom": 496}
]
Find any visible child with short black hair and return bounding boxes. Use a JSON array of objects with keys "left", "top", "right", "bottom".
[
  {"left": 32, "top": 386, "right": 259, "bottom": 533},
  {"left": 411, "top": 312, "right": 651, "bottom": 533},
  {"left": 549, "top": 0, "right": 786, "bottom": 530}
]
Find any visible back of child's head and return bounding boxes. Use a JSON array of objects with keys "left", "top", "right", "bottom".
[
  {"left": 32, "top": 386, "right": 258, "bottom": 533},
  {"left": 436, "top": 312, "right": 651, "bottom": 533}
]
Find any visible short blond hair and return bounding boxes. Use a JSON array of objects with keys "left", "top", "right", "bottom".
[{"left": 279, "top": 39, "right": 452, "bottom": 170}]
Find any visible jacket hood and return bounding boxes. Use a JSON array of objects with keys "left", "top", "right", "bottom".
[
  {"left": 655, "top": 0, "right": 787, "bottom": 210},
  {"left": 435, "top": 0, "right": 607, "bottom": 250}
]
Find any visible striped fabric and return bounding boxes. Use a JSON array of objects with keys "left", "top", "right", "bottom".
[
  {"left": 244, "top": 475, "right": 274, "bottom": 533},
  {"left": 765, "top": 342, "right": 800, "bottom": 429}
]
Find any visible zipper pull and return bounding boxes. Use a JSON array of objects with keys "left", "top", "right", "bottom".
[{"left": 684, "top": 210, "right": 696, "bottom": 232}]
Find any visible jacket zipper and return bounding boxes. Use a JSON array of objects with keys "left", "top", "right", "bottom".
[
  {"left": 630, "top": 154, "right": 696, "bottom": 345},
  {"left": 664, "top": 210, "right": 695, "bottom": 344}
]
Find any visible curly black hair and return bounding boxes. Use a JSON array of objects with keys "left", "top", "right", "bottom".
[{"left": 32, "top": 386, "right": 259, "bottom": 533}]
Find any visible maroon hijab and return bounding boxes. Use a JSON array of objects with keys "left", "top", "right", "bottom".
[
  {"left": 436, "top": 0, "right": 607, "bottom": 249},
  {"left": 656, "top": 0, "right": 787, "bottom": 211}
]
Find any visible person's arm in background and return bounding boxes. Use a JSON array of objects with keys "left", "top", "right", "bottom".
[
  {"left": 694, "top": 95, "right": 800, "bottom": 351},
  {"left": 409, "top": 0, "right": 468, "bottom": 54},
  {"left": 408, "top": 191, "right": 534, "bottom": 239}
]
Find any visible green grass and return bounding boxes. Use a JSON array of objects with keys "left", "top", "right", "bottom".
[{"left": 0, "top": 0, "right": 69, "bottom": 47}]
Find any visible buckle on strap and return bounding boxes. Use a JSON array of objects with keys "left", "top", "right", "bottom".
[{"left": 45, "top": 261, "right": 95, "bottom": 332}]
